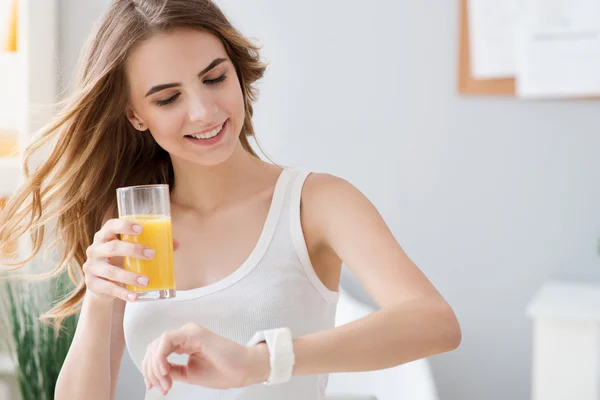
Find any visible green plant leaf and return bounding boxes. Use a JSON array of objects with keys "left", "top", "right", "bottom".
[{"left": 2, "top": 272, "right": 78, "bottom": 400}]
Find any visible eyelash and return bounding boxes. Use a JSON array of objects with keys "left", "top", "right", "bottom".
[{"left": 155, "top": 74, "right": 228, "bottom": 107}]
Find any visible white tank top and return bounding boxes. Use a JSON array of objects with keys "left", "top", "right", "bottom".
[{"left": 123, "top": 167, "right": 340, "bottom": 400}]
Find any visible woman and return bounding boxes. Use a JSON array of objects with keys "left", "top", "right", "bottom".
[{"left": 0, "top": 0, "right": 461, "bottom": 399}]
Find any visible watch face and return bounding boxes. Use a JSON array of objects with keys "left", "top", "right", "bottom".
[{"left": 262, "top": 328, "right": 295, "bottom": 385}]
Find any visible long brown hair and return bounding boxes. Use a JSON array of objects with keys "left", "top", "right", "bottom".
[{"left": 0, "top": 0, "right": 267, "bottom": 326}]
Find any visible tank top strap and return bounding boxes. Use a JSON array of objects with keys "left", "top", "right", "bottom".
[
  {"left": 273, "top": 167, "right": 340, "bottom": 303},
  {"left": 273, "top": 167, "right": 307, "bottom": 230},
  {"left": 263, "top": 166, "right": 296, "bottom": 227}
]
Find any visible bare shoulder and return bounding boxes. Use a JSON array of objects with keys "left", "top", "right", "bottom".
[
  {"left": 300, "top": 172, "right": 349, "bottom": 215},
  {"left": 302, "top": 172, "right": 375, "bottom": 216},
  {"left": 302, "top": 172, "right": 360, "bottom": 202},
  {"left": 300, "top": 172, "right": 375, "bottom": 247}
]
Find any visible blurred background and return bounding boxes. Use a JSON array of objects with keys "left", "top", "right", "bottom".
[{"left": 1, "top": 1, "right": 600, "bottom": 400}]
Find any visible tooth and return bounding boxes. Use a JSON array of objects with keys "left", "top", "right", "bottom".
[{"left": 190, "top": 123, "right": 223, "bottom": 139}]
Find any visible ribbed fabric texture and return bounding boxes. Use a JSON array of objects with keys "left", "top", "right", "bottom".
[{"left": 123, "top": 168, "right": 340, "bottom": 400}]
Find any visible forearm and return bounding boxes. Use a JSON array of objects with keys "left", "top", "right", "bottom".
[
  {"left": 292, "top": 298, "right": 461, "bottom": 375},
  {"left": 248, "top": 297, "right": 460, "bottom": 383},
  {"left": 55, "top": 293, "right": 114, "bottom": 400}
]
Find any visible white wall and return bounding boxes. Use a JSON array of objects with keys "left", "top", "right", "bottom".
[{"left": 58, "top": 1, "right": 600, "bottom": 400}]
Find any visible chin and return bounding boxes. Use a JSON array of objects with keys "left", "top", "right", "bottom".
[
  {"left": 194, "top": 152, "right": 234, "bottom": 167},
  {"left": 184, "top": 141, "right": 239, "bottom": 167}
]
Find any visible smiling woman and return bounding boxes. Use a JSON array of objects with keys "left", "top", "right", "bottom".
[
  {"left": 124, "top": 29, "right": 246, "bottom": 166},
  {"left": 0, "top": 1, "right": 461, "bottom": 400}
]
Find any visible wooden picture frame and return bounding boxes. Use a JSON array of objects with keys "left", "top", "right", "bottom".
[{"left": 457, "top": 0, "right": 516, "bottom": 96}]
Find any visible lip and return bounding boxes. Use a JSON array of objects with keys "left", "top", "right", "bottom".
[
  {"left": 184, "top": 119, "right": 227, "bottom": 147},
  {"left": 188, "top": 120, "right": 227, "bottom": 136}
]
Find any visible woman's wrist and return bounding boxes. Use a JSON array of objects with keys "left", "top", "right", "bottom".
[
  {"left": 84, "top": 289, "right": 115, "bottom": 311},
  {"left": 243, "top": 342, "right": 270, "bottom": 386}
]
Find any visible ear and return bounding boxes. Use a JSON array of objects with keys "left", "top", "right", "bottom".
[{"left": 125, "top": 105, "right": 144, "bottom": 130}]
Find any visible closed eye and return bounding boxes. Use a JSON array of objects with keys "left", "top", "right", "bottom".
[
  {"left": 156, "top": 93, "right": 180, "bottom": 107},
  {"left": 205, "top": 74, "right": 227, "bottom": 85},
  {"left": 154, "top": 75, "right": 228, "bottom": 107}
]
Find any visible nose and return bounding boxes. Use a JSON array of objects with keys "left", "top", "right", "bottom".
[{"left": 188, "top": 92, "right": 218, "bottom": 123}]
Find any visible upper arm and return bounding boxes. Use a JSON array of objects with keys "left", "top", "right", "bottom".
[
  {"left": 109, "top": 299, "right": 127, "bottom": 400},
  {"left": 303, "top": 173, "right": 443, "bottom": 308}
]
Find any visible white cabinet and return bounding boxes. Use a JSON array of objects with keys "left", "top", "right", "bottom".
[{"left": 527, "top": 281, "right": 600, "bottom": 400}]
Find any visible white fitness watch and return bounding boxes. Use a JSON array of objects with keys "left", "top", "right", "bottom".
[{"left": 246, "top": 327, "right": 296, "bottom": 385}]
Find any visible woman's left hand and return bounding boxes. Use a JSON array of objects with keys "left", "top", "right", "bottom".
[{"left": 142, "top": 323, "right": 270, "bottom": 395}]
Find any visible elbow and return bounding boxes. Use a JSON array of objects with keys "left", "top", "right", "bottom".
[
  {"left": 446, "top": 321, "right": 462, "bottom": 352},
  {"left": 439, "top": 301, "right": 462, "bottom": 352}
]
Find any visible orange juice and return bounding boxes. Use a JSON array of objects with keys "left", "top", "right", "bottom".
[{"left": 121, "top": 215, "right": 175, "bottom": 292}]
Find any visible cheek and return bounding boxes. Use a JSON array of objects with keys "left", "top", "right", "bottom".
[
  {"left": 147, "top": 109, "right": 186, "bottom": 144},
  {"left": 227, "top": 83, "right": 246, "bottom": 128}
]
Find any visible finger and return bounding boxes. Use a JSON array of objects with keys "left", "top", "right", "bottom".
[
  {"left": 146, "top": 343, "right": 162, "bottom": 391},
  {"left": 142, "top": 359, "right": 150, "bottom": 390},
  {"left": 158, "top": 373, "right": 171, "bottom": 394},
  {"left": 94, "top": 218, "right": 143, "bottom": 244},
  {"left": 156, "top": 334, "right": 181, "bottom": 376},
  {"left": 94, "top": 240, "right": 154, "bottom": 261},
  {"left": 152, "top": 338, "right": 171, "bottom": 389},
  {"left": 173, "top": 239, "right": 180, "bottom": 251},
  {"left": 150, "top": 343, "right": 170, "bottom": 394},
  {"left": 168, "top": 363, "right": 189, "bottom": 383},
  {"left": 161, "top": 374, "right": 173, "bottom": 394},
  {"left": 88, "top": 278, "right": 138, "bottom": 302},
  {"left": 142, "top": 353, "right": 152, "bottom": 391},
  {"left": 86, "top": 260, "right": 149, "bottom": 287}
]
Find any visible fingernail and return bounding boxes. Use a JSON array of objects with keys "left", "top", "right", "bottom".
[
  {"left": 143, "top": 248, "right": 155, "bottom": 259},
  {"left": 137, "top": 276, "right": 149, "bottom": 286},
  {"left": 128, "top": 293, "right": 137, "bottom": 301},
  {"left": 132, "top": 224, "right": 143, "bottom": 233}
]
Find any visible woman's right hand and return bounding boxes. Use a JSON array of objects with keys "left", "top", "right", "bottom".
[{"left": 83, "top": 218, "right": 158, "bottom": 304}]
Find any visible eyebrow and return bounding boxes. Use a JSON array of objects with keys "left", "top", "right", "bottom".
[{"left": 144, "top": 57, "right": 228, "bottom": 97}]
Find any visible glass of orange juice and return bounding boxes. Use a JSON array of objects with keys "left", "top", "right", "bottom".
[{"left": 116, "top": 184, "right": 176, "bottom": 301}]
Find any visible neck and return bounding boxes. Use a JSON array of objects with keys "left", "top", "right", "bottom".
[{"left": 170, "top": 141, "right": 264, "bottom": 213}]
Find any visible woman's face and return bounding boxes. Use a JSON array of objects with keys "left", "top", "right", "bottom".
[{"left": 125, "top": 28, "right": 245, "bottom": 166}]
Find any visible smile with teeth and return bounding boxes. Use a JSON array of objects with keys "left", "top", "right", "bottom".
[{"left": 187, "top": 122, "right": 225, "bottom": 140}]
